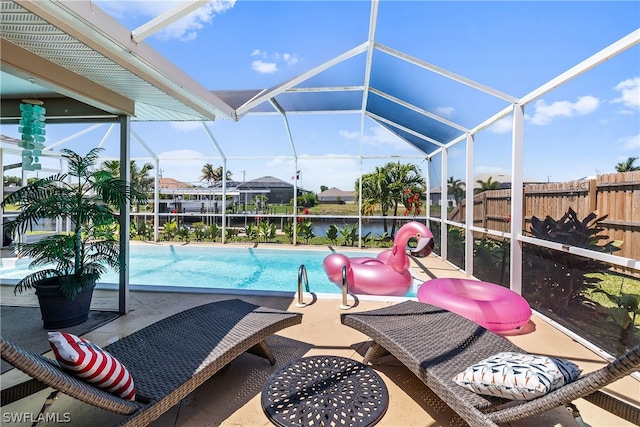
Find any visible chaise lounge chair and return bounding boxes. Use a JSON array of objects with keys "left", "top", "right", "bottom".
[
  {"left": 341, "top": 300, "right": 640, "bottom": 427},
  {"left": 1, "top": 298, "right": 302, "bottom": 427}
]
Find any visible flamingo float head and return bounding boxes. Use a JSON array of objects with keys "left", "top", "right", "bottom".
[{"left": 386, "top": 221, "right": 433, "bottom": 272}]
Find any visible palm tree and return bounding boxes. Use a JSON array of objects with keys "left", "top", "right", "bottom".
[
  {"left": 475, "top": 176, "right": 501, "bottom": 194},
  {"left": 357, "top": 162, "right": 424, "bottom": 237},
  {"left": 200, "top": 163, "right": 217, "bottom": 186},
  {"left": 200, "top": 164, "right": 232, "bottom": 186},
  {"left": 615, "top": 157, "right": 640, "bottom": 172},
  {"left": 386, "top": 162, "right": 424, "bottom": 237},
  {"left": 447, "top": 176, "right": 466, "bottom": 204},
  {"left": 100, "top": 160, "right": 154, "bottom": 212},
  {"left": 357, "top": 166, "right": 393, "bottom": 234}
]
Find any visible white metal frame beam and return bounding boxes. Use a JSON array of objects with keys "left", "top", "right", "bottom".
[
  {"left": 131, "top": 0, "right": 210, "bottom": 43},
  {"left": 374, "top": 43, "right": 519, "bottom": 104},
  {"left": 236, "top": 42, "right": 369, "bottom": 116},
  {"left": 368, "top": 87, "right": 470, "bottom": 134},
  {"left": 366, "top": 112, "right": 444, "bottom": 148},
  {"left": 520, "top": 28, "right": 640, "bottom": 105}
]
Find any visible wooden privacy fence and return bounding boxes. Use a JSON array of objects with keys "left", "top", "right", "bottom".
[{"left": 448, "top": 171, "right": 639, "bottom": 263}]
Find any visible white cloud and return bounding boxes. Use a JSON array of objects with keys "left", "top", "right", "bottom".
[
  {"left": 158, "top": 149, "right": 205, "bottom": 160},
  {"left": 252, "top": 60, "right": 278, "bottom": 74},
  {"left": 97, "top": 1, "right": 236, "bottom": 42},
  {"left": 612, "top": 77, "right": 640, "bottom": 111},
  {"left": 434, "top": 106, "right": 454, "bottom": 118},
  {"left": 339, "top": 127, "right": 416, "bottom": 151},
  {"left": 170, "top": 121, "right": 204, "bottom": 131},
  {"left": 339, "top": 130, "right": 359, "bottom": 140},
  {"left": 529, "top": 95, "right": 600, "bottom": 125},
  {"left": 250, "top": 50, "right": 298, "bottom": 74},
  {"left": 620, "top": 133, "right": 640, "bottom": 152},
  {"left": 283, "top": 53, "right": 299, "bottom": 65},
  {"left": 362, "top": 127, "right": 409, "bottom": 150},
  {"left": 487, "top": 117, "right": 512, "bottom": 134}
]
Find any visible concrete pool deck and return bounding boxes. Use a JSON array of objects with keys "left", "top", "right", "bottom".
[{"left": 1, "top": 245, "right": 638, "bottom": 426}]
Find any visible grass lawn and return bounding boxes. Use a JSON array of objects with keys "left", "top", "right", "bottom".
[{"left": 586, "top": 271, "right": 640, "bottom": 326}]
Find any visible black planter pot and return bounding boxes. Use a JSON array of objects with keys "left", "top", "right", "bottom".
[{"left": 35, "top": 277, "right": 96, "bottom": 329}]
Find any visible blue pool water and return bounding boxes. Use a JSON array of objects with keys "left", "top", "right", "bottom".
[{"left": 1, "top": 244, "right": 419, "bottom": 297}]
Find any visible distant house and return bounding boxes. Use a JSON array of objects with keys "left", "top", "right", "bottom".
[
  {"left": 157, "top": 176, "right": 311, "bottom": 213},
  {"left": 318, "top": 187, "right": 354, "bottom": 204},
  {"left": 236, "top": 176, "right": 307, "bottom": 204},
  {"left": 159, "top": 177, "right": 193, "bottom": 189}
]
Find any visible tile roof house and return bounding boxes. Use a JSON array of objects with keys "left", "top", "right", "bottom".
[{"left": 318, "top": 187, "right": 355, "bottom": 204}]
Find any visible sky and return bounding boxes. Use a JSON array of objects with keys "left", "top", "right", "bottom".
[{"left": 2, "top": 0, "right": 639, "bottom": 193}]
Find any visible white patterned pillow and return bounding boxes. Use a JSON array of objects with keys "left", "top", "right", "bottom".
[
  {"left": 48, "top": 331, "right": 136, "bottom": 400},
  {"left": 453, "top": 352, "right": 582, "bottom": 400}
]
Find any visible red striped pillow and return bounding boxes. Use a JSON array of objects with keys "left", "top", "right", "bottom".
[{"left": 48, "top": 331, "right": 135, "bottom": 400}]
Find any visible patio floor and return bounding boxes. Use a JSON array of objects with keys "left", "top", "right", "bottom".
[{"left": 1, "top": 248, "right": 637, "bottom": 426}]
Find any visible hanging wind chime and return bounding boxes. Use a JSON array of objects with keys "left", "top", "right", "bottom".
[{"left": 18, "top": 95, "right": 46, "bottom": 171}]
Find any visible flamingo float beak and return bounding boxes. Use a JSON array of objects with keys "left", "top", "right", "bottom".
[{"left": 414, "top": 237, "right": 433, "bottom": 252}]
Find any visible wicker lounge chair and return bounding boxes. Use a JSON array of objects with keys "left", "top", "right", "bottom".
[
  {"left": 1, "top": 298, "right": 302, "bottom": 427},
  {"left": 341, "top": 300, "right": 640, "bottom": 427}
]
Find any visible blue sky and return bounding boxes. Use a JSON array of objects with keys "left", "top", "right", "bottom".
[{"left": 3, "top": 1, "right": 639, "bottom": 193}]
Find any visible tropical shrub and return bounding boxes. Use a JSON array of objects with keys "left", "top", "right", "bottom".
[
  {"left": 593, "top": 281, "right": 639, "bottom": 346},
  {"left": 474, "top": 237, "right": 510, "bottom": 286},
  {"left": 326, "top": 224, "right": 339, "bottom": 245},
  {"left": 339, "top": 224, "right": 358, "bottom": 246},
  {"left": 208, "top": 223, "right": 221, "bottom": 242},
  {"left": 192, "top": 222, "right": 208, "bottom": 241},
  {"left": 244, "top": 223, "right": 259, "bottom": 242},
  {"left": 259, "top": 221, "right": 277, "bottom": 242},
  {"left": 298, "top": 220, "right": 315, "bottom": 244},
  {"left": 161, "top": 220, "right": 177, "bottom": 241},
  {"left": 177, "top": 226, "right": 191, "bottom": 242},
  {"left": 522, "top": 208, "right": 622, "bottom": 314}
]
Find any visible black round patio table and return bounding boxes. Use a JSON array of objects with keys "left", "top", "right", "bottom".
[{"left": 261, "top": 355, "right": 389, "bottom": 427}]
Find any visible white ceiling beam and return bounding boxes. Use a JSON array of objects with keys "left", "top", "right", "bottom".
[
  {"left": 367, "top": 111, "right": 444, "bottom": 148},
  {"left": 131, "top": 129, "right": 159, "bottom": 162},
  {"left": 369, "top": 87, "right": 470, "bottom": 134},
  {"left": 270, "top": 98, "right": 298, "bottom": 159},
  {"left": 285, "top": 86, "right": 364, "bottom": 93},
  {"left": 131, "top": 0, "right": 210, "bottom": 43},
  {"left": 375, "top": 43, "right": 519, "bottom": 104},
  {"left": 360, "top": 0, "right": 378, "bottom": 150},
  {"left": 44, "top": 123, "right": 106, "bottom": 150},
  {"left": 469, "top": 104, "right": 514, "bottom": 135}
]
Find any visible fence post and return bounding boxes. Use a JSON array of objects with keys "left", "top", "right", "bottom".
[{"left": 588, "top": 178, "right": 597, "bottom": 212}]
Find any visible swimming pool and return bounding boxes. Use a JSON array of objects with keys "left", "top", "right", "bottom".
[{"left": 1, "top": 244, "right": 420, "bottom": 297}]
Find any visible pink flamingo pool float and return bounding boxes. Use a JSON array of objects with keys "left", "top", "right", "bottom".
[{"left": 323, "top": 221, "right": 434, "bottom": 296}]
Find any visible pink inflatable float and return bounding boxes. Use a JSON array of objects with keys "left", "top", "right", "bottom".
[
  {"left": 323, "top": 221, "right": 434, "bottom": 296},
  {"left": 417, "top": 278, "right": 532, "bottom": 334}
]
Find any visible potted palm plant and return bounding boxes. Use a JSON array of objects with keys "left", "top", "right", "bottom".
[{"left": 1, "top": 148, "right": 146, "bottom": 329}]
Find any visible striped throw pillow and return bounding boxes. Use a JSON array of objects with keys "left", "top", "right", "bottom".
[
  {"left": 453, "top": 352, "right": 582, "bottom": 400},
  {"left": 48, "top": 331, "right": 136, "bottom": 400}
]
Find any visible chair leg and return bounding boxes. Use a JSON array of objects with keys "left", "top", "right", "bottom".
[
  {"left": 363, "top": 341, "right": 391, "bottom": 364},
  {"left": 566, "top": 403, "right": 587, "bottom": 427},
  {"left": 247, "top": 340, "right": 276, "bottom": 365},
  {"left": 30, "top": 390, "right": 60, "bottom": 427}
]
